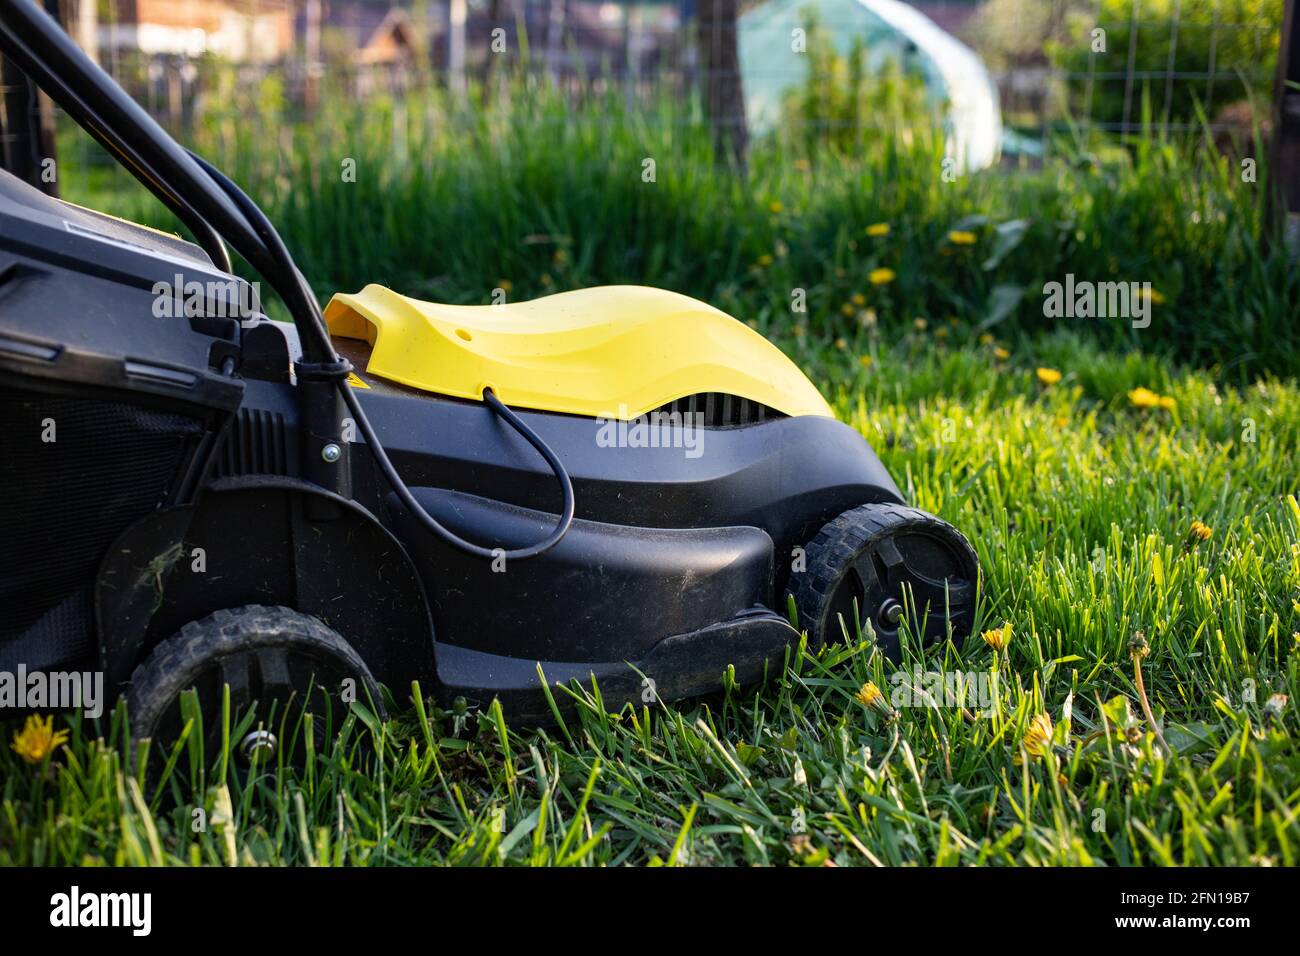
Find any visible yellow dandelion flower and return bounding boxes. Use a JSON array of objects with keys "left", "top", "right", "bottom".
[
  {"left": 756, "top": 253, "right": 774, "bottom": 268},
  {"left": 10, "top": 714, "right": 69, "bottom": 764},
  {"left": 993, "top": 346, "right": 1011, "bottom": 361},
  {"left": 1158, "top": 395, "right": 1176, "bottom": 410},
  {"left": 935, "top": 327, "right": 949, "bottom": 339},
  {"left": 979, "top": 333, "right": 994, "bottom": 346},
  {"left": 835, "top": 337, "right": 848, "bottom": 351},
  {"left": 869, "top": 267, "right": 896, "bottom": 286},
  {"left": 1021, "top": 713, "right": 1054, "bottom": 759},
  {"left": 866, "top": 222, "right": 891, "bottom": 238},
  {"left": 553, "top": 248, "right": 568, "bottom": 265},
  {"left": 1128, "top": 386, "right": 1161, "bottom": 408},
  {"left": 981, "top": 622, "right": 1012, "bottom": 652},
  {"left": 769, "top": 200, "right": 784, "bottom": 214},
  {"left": 497, "top": 279, "right": 513, "bottom": 293},
  {"left": 1036, "top": 367, "right": 1062, "bottom": 386},
  {"left": 913, "top": 317, "right": 928, "bottom": 332},
  {"left": 852, "top": 293, "right": 866, "bottom": 307},
  {"left": 841, "top": 303, "right": 855, "bottom": 317},
  {"left": 854, "top": 681, "right": 885, "bottom": 708},
  {"left": 794, "top": 159, "right": 811, "bottom": 172},
  {"left": 948, "top": 230, "right": 978, "bottom": 245},
  {"left": 1139, "top": 287, "right": 1166, "bottom": 305},
  {"left": 859, "top": 355, "right": 873, "bottom": 368},
  {"left": 1189, "top": 520, "right": 1213, "bottom": 542}
]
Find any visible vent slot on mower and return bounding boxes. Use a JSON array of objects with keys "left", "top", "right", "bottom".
[
  {"left": 212, "top": 407, "right": 289, "bottom": 478},
  {"left": 652, "top": 392, "right": 784, "bottom": 428}
]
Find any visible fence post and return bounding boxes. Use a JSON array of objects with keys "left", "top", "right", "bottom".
[
  {"left": 695, "top": 0, "right": 748, "bottom": 172},
  {"left": 0, "top": 0, "right": 60, "bottom": 196},
  {"left": 1270, "top": 0, "right": 1299, "bottom": 251},
  {"left": 449, "top": 0, "right": 467, "bottom": 94},
  {"left": 76, "top": 0, "right": 97, "bottom": 65},
  {"left": 304, "top": 0, "right": 322, "bottom": 113}
]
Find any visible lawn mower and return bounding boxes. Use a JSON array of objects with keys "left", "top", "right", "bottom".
[{"left": 0, "top": 2, "right": 979, "bottom": 759}]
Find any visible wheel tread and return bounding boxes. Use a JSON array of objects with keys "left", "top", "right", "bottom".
[
  {"left": 126, "top": 604, "right": 381, "bottom": 744},
  {"left": 787, "top": 503, "right": 979, "bottom": 654}
]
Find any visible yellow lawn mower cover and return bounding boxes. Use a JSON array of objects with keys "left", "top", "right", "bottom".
[{"left": 324, "top": 284, "right": 834, "bottom": 421}]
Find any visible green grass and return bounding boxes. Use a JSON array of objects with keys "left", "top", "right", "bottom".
[
  {"left": 58, "top": 76, "right": 1299, "bottom": 378},
  {"left": 3, "top": 330, "right": 1297, "bottom": 866},
  {"left": 4, "top": 75, "right": 1296, "bottom": 866}
]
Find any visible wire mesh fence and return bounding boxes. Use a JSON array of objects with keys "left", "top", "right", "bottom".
[{"left": 1, "top": 0, "right": 1291, "bottom": 182}]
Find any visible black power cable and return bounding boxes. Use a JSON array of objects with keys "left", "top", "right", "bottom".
[
  {"left": 188, "top": 152, "right": 576, "bottom": 561},
  {"left": 345, "top": 385, "right": 575, "bottom": 561}
]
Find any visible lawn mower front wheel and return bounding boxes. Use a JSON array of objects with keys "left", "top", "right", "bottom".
[
  {"left": 788, "top": 503, "right": 979, "bottom": 659},
  {"left": 126, "top": 605, "right": 384, "bottom": 767}
]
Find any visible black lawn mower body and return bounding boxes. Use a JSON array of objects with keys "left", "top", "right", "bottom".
[{"left": 0, "top": 1, "right": 979, "bottom": 738}]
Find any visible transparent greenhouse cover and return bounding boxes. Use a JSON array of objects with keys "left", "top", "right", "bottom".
[{"left": 738, "top": 0, "right": 1002, "bottom": 172}]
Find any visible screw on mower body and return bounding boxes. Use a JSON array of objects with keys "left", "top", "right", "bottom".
[{"left": 321, "top": 442, "right": 342, "bottom": 463}]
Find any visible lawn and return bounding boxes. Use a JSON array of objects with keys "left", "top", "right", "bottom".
[
  {"left": 2, "top": 79, "right": 1297, "bottom": 866},
  {"left": 4, "top": 329, "right": 1297, "bottom": 865}
]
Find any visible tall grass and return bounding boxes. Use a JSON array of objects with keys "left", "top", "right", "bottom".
[{"left": 60, "top": 72, "right": 1299, "bottom": 379}]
